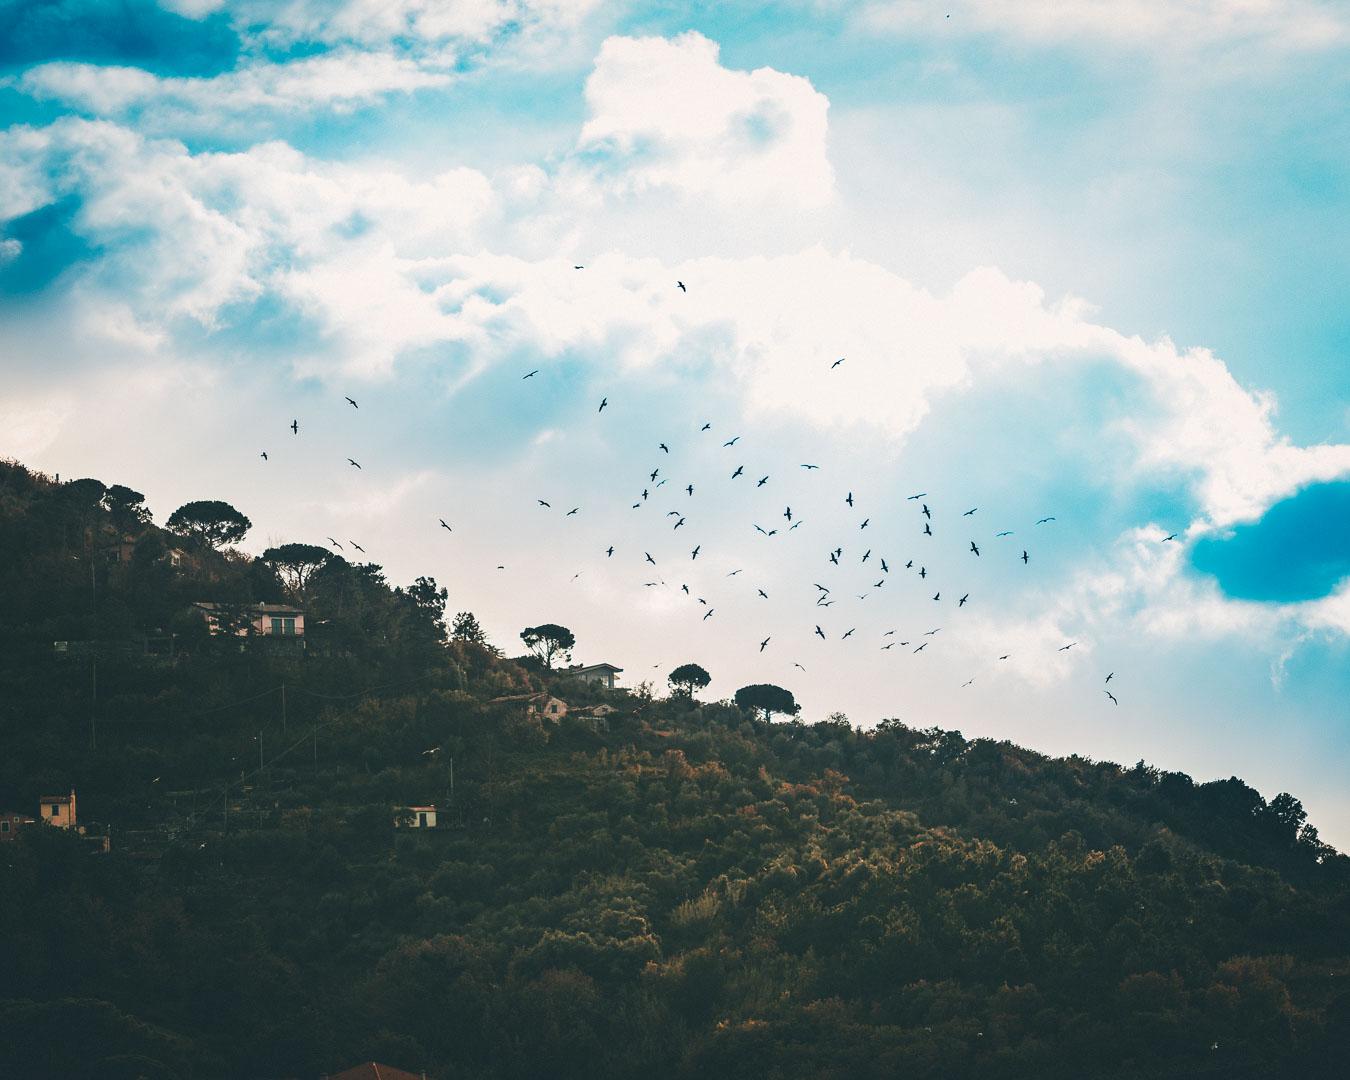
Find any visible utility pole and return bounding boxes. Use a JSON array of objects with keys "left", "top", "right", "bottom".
[
  {"left": 281, "top": 683, "right": 287, "bottom": 734},
  {"left": 90, "top": 657, "right": 97, "bottom": 750}
]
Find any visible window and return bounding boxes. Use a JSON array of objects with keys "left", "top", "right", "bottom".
[
  {"left": 50, "top": 804, "right": 60, "bottom": 817},
  {"left": 1, "top": 821, "right": 9, "bottom": 832},
  {"left": 549, "top": 704, "right": 558, "bottom": 714},
  {"left": 269, "top": 617, "right": 297, "bottom": 636}
]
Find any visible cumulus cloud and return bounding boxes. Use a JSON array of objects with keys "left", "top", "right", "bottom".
[
  {"left": 574, "top": 32, "right": 834, "bottom": 208},
  {"left": 860, "top": 0, "right": 1350, "bottom": 54}
]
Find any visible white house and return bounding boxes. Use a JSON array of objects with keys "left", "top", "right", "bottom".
[
  {"left": 564, "top": 663, "right": 623, "bottom": 689},
  {"left": 396, "top": 805, "right": 438, "bottom": 829},
  {"left": 527, "top": 696, "right": 569, "bottom": 722},
  {"left": 39, "top": 789, "right": 76, "bottom": 829}
]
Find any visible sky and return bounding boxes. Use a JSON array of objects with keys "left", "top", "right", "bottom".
[{"left": 2, "top": 0, "right": 1348, "bottom": 843}]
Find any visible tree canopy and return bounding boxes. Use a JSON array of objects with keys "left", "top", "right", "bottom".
[
  {"left": 261, "top": 543, "right": 333, "bottom": 599},
  {"left": 521, "top": 623, "right": 575, "bottom": 669},
  {"left": 668, "top": 663, "right": 711, "bottom": 697},
  {"left": 734, "top": 683, "right": 799, "bottom": 721},
  {"left": 166, "top": 499, "right": 252, "bottom": 549}
]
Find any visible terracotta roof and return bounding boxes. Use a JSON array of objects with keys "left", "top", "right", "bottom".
[
  {"left": 192, "top": 602, "right": 305, "bottom": 614},
  {"left": 325, "top": 1063, "right": 425, "bottom": 1080},
  {"left": 566, "top": 662, "right": 623, "bottom": 674}
]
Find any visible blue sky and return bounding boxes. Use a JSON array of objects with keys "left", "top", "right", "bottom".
[{"left": 2, "top": 0, "right": 1348, "bottom": 843}]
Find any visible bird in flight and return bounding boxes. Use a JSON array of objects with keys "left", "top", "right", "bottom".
[
  {"left": 970, "top": 541, "right": 980, "bottom": 556},
  {"left": 686, "top": 484, "right": 694, "bottom": 496},
  {"left": 829, "top": 551, "right": 840, "bottom": 565},
  {"left": 538, "top": 500, "right": 551, "bottom": 508},
  {"left": 924, "top": 522, "right": 932, "bottom": 536},
  {"left": 606, "top": 546, "right": 614, "bottom": 557},
  {"left": 1105, "top": 672, "right": 1114, "bottom": 683},
  {"left": 861, "top": 549, "right": 871, "bottom": 562},
  {"left": 924, "top": 628, "right": 941, "bottom": 636},
  {"left": 842, "top": 628, "right": 855, "bottom": 639},
  {"left": 801, "top": 463, "right": 820, "bottom": 470},
  {"left": 846, "top": 492, "right": 854, "bottom": 507},
  {"left": 701, "top": 422, "right": 711, "bottom": 431},
  {"left": 918, "top": 566, "right": 927, "bottom": 578},
  {"left": 566, "top": 507, "right": 579, "bottom": 516},
  {"left": 860, "top": 518, "right": 870, "bottom": 530},
  {"left": 732, "top": 465, "right": 744, "bottom": 479},
  {"left": 962, "top": 678, "right": 975, "bottom": 688},
  {"left": 784, "top": 506, "right": 793, "bottom": 521},
  {"left": 914, "top": 642, "right": 928, "bottom": 653},
  {"left": 673, "top": 517, "right": 686, "bottom": 530},
  {"left": 260, "top": 451, "right": 268, "bottom": 461},
  {"left": 907, "top": 493, "right": 927, "bottom": 500},
  {"left": 1058, "top": 642, "right": 1077, "bottom": 651},
  {"left": 882, "top": 642, "right": 895, "bottom": 650},
  {"left": 831, "top": 357, "right": 845, "bottom": 369},
  {"left": 996, "top": 530, "right": 1013, "bottom": 537},
  {"left": 958, "top": 593, "right": 969, "bottom": 607},
  {"left": 760, "top": 636, "right": 771, "bottom": 652},
  {"left": 523, "top": 370, "right": 538, "bottom": 379},
  {"left": 1036, "top": 516, "right": 1056, "bottom": 525},
  {"left": 439, "top": 519, "right": 452, "bottom": 531},
  {"left": 645, "top": 552, "right": 656, "bottom": 565},
  {"left": 347, "top": 458, "right": 361, "bottom": 469},
  {"left": 598, "top": 397, "right": 608, "bottom": 412},
  {"left": 880, "top": 558, "right": 889, "bottom": 573},
  {"left": 724, "top": 436, "right": 741, "bottom": 446},
  {"left": 815, "top": 625, "right": 826, "bottom": 640},
  {"left": 1104, "top": 690, "right": 1119, "bottom": 705},
  {"left": 345, "top": 396, "right": 358, "bottom": 408},
  {"left": 963, "top": 508, "right": 978, "bottom": 516},
  {"left": 350, "top": 541, "right": 365, "bottom": 553},
  {"left": 932, "top": 592, "right": 941, "bottom": 601},
  {"left": 677, "top": 281, "right": 686, "bottom": 292},
  {"left": 1162, "top": 533, "right": 1178, "bottom": 542},
  {"left": 756, "top": 475, "right": 769, "bottom": 487},
  {"left": 290, "top": 420, "right": 298, "bottom": 434},
  {"left": 998, "top": 654, "right": 1010, "bottom": 661},
  {"left": 573, "top": 265, "right": 584, "bottom": 270},
  {"left": 1021, "top": 550, "right": 1029, "bottom": 564},
  {"left": 691, "top": 545, "right": 700, "bottom": 559},
  {"left": 757, "top": 588, "right": 768, "bottom": 599},
  {"left": 703, "top": 608, "right": 714, "bottom": 620},
  {"left": 727, "top": 569, "right": 743, "bottom": 576},
  {"left": 326, "top": 537, "right": 343, "bottom": 550},
  {"left": 650, "top": 469, "right": 660, "bottom": 482},
  {"left": 659, "top": 443, "right": 669, "bottom": 453}
]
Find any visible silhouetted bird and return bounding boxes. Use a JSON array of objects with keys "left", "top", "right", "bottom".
[
  {"left": 645, "top": 552, "right": 656, "bottom": 565},
  {"left": 345, "top": 396, "right": 358, "bottom": 408},
  {"left": 959, "top": 593, "right": 969, "bottom": 606},
  {"left": 1104, "top": 690, "right": 1118, "bottom": 705},
  {"left": 1058, "top": 642, "right": 1077, "bottom": 651},
  {"left": 801, "top": 463, "right": 820, "bottom": 470},
  {"left": 701, "top": 422, "right": 711, "bottom": 430},
  {"left": 687, "top": 484, "right": 694, "bottom": 495},
  {"left": 732, "top": 465, "right": 744, "bottom": 479},
  {"left": 606, "top": 546, "right": 614, "bottom": 557},
  {"left": 523, "top": 370, "right": 538, "bottom": 379},
  {"left": 924, "top": 522, "right": 932, "bottom": 536},
  {"left": 914, "top": 642, "right": 928, "bottom": 653},
  {"left": 677, "top": 281, "right": 686, "bottom": 292},
  {"left": 963, "top": 508, "right": 977, "bottom": 516},
  {"left": 842, "top": 628, "right": 855, "bottom": 639},
  {"left": 757, "top": 589, "right": 768, "bottom": 599},
  {"left": 598, "top": 397, "right": 608, "bottom": 412},
  {"left": 1105, "top": 672, "right": 1114, "bottom": 683},
  {"left": 347, "top": 458, "right": 361, "bottom": 469},
  {"left": 1021, "top": 550, "right": 1029, "bottom": 563},
  {"left": 996, "top": 530, "right": 1013, "bottom": 537},
  {"left": 846, "top": 492, "right": 854, "bottom": 506},
  {"left": 566, "top": 507, "right": 579, "bottom": 516},
  {"left": 907, "top": 492, "right": 927, "bottom": 500},
  {"left": 922, "top": 503, "right": 931, "bottom": 518},
  {"left": 538, "top": 500, "right": 551, "bottom": 508},
  {"left": 831, "top": 357, "right": 845, "bottom": 369},
  {"left": 724, "top": 436, "right": 741, "bottom": 446},
  {"left": 1036, "top": 516, "right": 1055, "bottom": 525},
  {"left": 760, "top": 636, "right": 771, "bottom": 651},
  {"left": 815, "top": 625, "right": 826, "bottom": 639},
  {"left": 290, "top": 420, "right": 298, "bottom": 434},
  {"left": 1162, "top": 533, "right": 1178, "bottom": 542},
  {"left": 351, "top": 542, "right": 365, "bottom": 553},
  {"left": 703, "top": 609, "right": 714, "bottom": 620},
  {"left": 439, "top": 519, "right": 452, "bottom": 531},
  {"left": 260, "top": 451, "right": 268, "bottom": 460},
  {"left": 757, "top": 475, "right": 769, "bottom": 486},
  {"left": 327, "top": 537, "right": 343, "bottom": 549},
  {"left": 659, "top": 443, "right": 669, "bottom": 453},
  {"left": 970, "top": 541, "right": 980, "bottom": 556}
]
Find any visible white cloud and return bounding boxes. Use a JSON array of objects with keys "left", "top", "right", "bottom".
[
  {"left": 17, "top": 51, "right": 454, "bottom": 122},
  {"left": 860, "top": 0, "right": 1350, "bottom": 53},
  {"left": 575, "top": 32, "right": 834, "bottom": 208}
]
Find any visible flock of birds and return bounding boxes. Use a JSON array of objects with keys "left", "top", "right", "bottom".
[{"left": 254, "top": 274, "right": 1190, "bottom": 712}]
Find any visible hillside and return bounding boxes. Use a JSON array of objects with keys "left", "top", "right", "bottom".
[{"left": 1, "top": 458, "right": 1348, "bottom": 1080}]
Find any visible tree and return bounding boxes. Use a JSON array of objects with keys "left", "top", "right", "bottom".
[
  {"left": 734, "top": 683, "right": 799, "bottom": 721},
  {"left": 259, "top": 543, "right": 333, "bottom": 599},
  {"left": 166, "top": 500, "right": 252, "bottom": 549},
  {"left": 102, "top": 485, "right": 151, "bottom": 532},
  {"left": 402, "top": 576, "right": 448, "bottom": 640},
  {"left": 520, "top": 624, "right": 575, "bottom": 669},
  {"left": 668, "top": 663, "right": 711, "bottom": 699},
  {"left": 451, "top": 611, "right": 488, "bottom": 646}
]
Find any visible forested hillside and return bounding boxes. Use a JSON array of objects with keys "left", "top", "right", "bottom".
[{"left": 1, "top": 458, "right": 1348, "bottom": 1079}]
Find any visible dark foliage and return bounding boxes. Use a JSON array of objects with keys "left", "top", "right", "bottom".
[{"left": 1, "top": 458, "right": 1347, "bottom": 1080}]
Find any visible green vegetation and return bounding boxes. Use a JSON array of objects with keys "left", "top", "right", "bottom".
[
  {"left": 520, "top": 623, "right": 575, "bottom": 669},
  {"left": 1, "top": 458, "right": 1347, "bottom": 1079}
]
